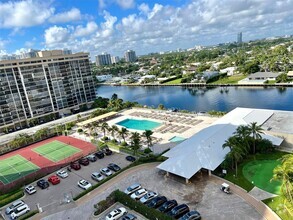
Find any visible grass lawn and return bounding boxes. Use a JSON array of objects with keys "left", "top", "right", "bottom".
[
  {"left": 222, "top": 151, "right": 288, "bottom": 192},
  {"left": 210, "top": 75, "right": 246, "bottom": 84},
  {"left": 263, "top": 196, "right": 292, "bottom": 220},
  {"left": 33, "top": 140, "right": 81, "bottom": 162},
  {"left": 163, "top": 78, "right": 182, "bottom": 85}
]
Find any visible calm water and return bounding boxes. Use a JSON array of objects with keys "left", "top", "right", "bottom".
[{"left": 96, "top": 86, "right": 293, "bottom": 112}]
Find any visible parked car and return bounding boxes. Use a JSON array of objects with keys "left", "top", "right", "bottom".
[
  {"left": 158, "top": 200, "right": 178, "bottom": 213},
  {"left": 147, "top": 196, "right": 167, "bottom": 208},
  {"left": 125, "top": 155, "right": 136, "bottom": 162},
  {"left": 37, "top": 179, "right": 49, "bottom": 189},
  {"left": 48, "top": 175, "right": 60, "bottom": 185},
  {"left": 140, "top": 191, "right": 158, "bottom": 204},
  {"left": 106, "top": 207, "right": 127, "bottom": 220},
  {"left": 103, "top": 147, "right": 113, "bottom": 155},
  {"left": 122, "top": 213, "right": 137, "bottom": 220},
  {"left": 79, "top": 157, "right": 90, "bottom": 166},
  {"left": 70, "top": 161, "right": 81, "bottom": 170},
  {"left": 95, "top": 151, "right": 104, "bottom": 159},
  {"left": 107, "top": 163, "right": 121, "bottom": 172},
  {"left": 167, "top": 204, "right": 190, "bottom": 219},
  {"left": 100, "top": 167, "right": 112, "bottom": 176},
  {"left": 179, "top": 211, "right": 201, "bottom": 220},
  {"left": 130, "top": 188, "right": 148, "bottom": 200},
  {"left": 56, "top": 169, "right": 69, "bottom": 178},
  {"left": 77, "top": 180, "right": 92, "bottom": 190},
  {"left": 91, "top": 172, "right": 104, "bottom": 182},
  {"left": 87, "top": 154, "right": 97, "bottom": 162},
  {"left": 5, "top": 200, "right": 25, "bottom": 214},
  {"left": 10, "top": 204, "right": 30, "bottom": 220},
  {"left": 124, "top": 183, "right": 141, "bottom": 195},
  {"left": 25, "top": 185, "right": 36, "bottom": 195}
]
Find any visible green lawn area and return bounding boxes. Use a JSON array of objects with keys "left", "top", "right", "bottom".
[
  {"left": 222, "top": 151, "right": 288, "bottom": 192},
  {"left": 0, "top": 155, "right": 39, "bottom": 185},
  {"left": 33, "top": 140, "right": 81, "bottom": 162},
  {"left": 263, "top": 196, "right": 292, "bottom": 220},
  {"left": 163, "top": 78, "right": 182, "bottom": 85},
  {"left": 210, "top": 75, "right": 246, "bottom": 84}
]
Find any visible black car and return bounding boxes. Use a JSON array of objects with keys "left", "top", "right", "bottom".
[
  {"left": 179, "top": 211, "right": 201, "bottom": 220},
  {"left": 79, "top": 158, "right": 89, "bottom": 166},
  {"left": 95, "top": 151, "right": 104, "bottom": 159},
  {"left": 103, "top": 148, "right": 113, "bottom": 156},
  {"left": 107, "top": 163, "right": 121, "bottom": 172},
  {"left": 126, "top": 155, "right": 136, "bottom": 162},
  {"left": 122, "top": 213, "right": 137, "bottom": 220},
  {"left": 148, "top": 196, "right": 167, "bottom": 208},
  {"left": 158, "top": 200, "right": 178, "bottom": 213},
  {"left": 37, "top": 179, "right": 49, "bottom": 189},
  {"left": 167, "top": 204, "right": 190, "bottom": 219}
]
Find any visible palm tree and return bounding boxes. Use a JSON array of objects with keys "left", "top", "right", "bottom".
[
  {"left": 110, "top": 125, "right": 119, "bottom": 140},
  {"left": 101, "top": 122, "right": 109, "bottom": 139},
  {"left": 234, "top": 125, "right": 250, "bottom": 153},
  {"left": 143, "top": 130, "right": 153, "bottom": 148},
  {"left": 119, "top": 127, "right": 128, "bottom": 143},
  {"left": 130, "top": 132, "right": 141, "bottom": 155},
  {"left": 248, "top": 122, "right": 263, "bottom": 154}
]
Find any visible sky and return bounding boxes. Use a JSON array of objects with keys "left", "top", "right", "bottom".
[{"left": 0, "top": 0, "right": 292, "bottom": 59}]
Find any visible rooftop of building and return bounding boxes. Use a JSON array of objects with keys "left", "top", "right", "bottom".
[{"left": 248, "top": 72, "right": 281, "bottom": 78}]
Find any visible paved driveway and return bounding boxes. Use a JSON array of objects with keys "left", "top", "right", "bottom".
[
  {"left": 1, "top": 153, "right": 131, "bottom": 220},
  {"left": 40, "top": 164, "right": 262, "bottom": 220}
]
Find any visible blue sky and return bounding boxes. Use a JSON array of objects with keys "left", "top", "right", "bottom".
[{"left": 0, "top": 0, "right": 292, "bottom": 60}]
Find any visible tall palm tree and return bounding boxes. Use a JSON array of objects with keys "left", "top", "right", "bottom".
[
  {"left": 130, "top": 132, "right": 141, "bottom": 155},
  {"left": 119, "top": 127, "right": 128, "bottom": 143},
  {"left": 143, "top": 130, "right": 153, "bottom": 148},
  {"left": 101, "top": 122, "right": 109, "bottom": 139},
  {"left": 248, "top": 122, "right": 263, "bottom": 154},
  {"left": 234, "top": 125, "right": 250, "bottom": 153},
  {"left": 110, "top": 125, "right": 119, "bottom": 140}
]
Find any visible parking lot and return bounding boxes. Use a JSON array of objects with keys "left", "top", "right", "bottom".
[{"left": 1, "top": 152, "right": 131, "bottom": 220}]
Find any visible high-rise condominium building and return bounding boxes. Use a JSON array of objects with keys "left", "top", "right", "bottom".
[
  {"left": 0, "top": 50, "right": 96, "bottom": 130},
  {"left": 124, "top": 50, "right": 137, "bottom": 62},
  {"left": 96, "top": 53, "right": 112, "bottom": 66},
  {"left": 237, "top": 32, "right": 242, "bottom": 44},
  {"left": 111, "top": 56, "right": 120, "bottom": 64}
]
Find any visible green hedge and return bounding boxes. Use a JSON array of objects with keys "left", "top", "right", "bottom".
[
  {"left": 18, "top": 210, "right": 39, "bottom": 220},
  {"left": 73, "top": 155, "right": 166, "bottom": 201},
  {"left": 159, "top": 75, "right": 182, "bottom": 84},
  {"left": 113, "top": 190, "right": 173, "bottom": 220},
  {"left": 0, "top": 188, "right": 24, "bottom": 207}
]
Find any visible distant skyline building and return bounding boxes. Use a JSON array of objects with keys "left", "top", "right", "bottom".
[
  {"left": 237, "top": 32, "right": 243, "bottom": 44},
  {"left": 111, "top": 56, "right": 120, "bottom": 64},
  {"left": 124, "top": 50, "right": 137, "bottom": 62},
  {"left": 95, "top": 53, "right": 112, "bottom": 66}
]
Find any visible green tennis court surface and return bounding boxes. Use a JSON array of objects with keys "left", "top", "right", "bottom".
[
  {"left": 33, "top": 140, "right": 81, "bottom": 162},
  {"left": 243, "top": 160, "right": 281, "bottom": 194},
  {"left": 0, "top": 155, "right": 39, "bottom": 185}
]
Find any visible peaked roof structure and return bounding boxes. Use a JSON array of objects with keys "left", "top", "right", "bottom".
[{"left": 157, "top": 107, "right": 284, "bottom": 179}]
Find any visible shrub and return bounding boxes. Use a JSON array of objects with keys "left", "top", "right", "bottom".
[
  {"left": 102, "top": 136, "right": 109, "bottom": 141},
  {"left": 77, "top": 128, "right": 83, "bottom": 133},
  {"left": 94, "top": 192, "right": 116, "bottom": 216},
  {"left": 19, "top": 210, "right": 39, "bottom": 220},
  {"left": 0, "top": 189, "right": 24, "bottom": 207},
  {"left": 144, "top": 148, "right": 152, "bottom": 154},
  {"left": 121, "top": 141, "right": 128, "bottom": 146}
]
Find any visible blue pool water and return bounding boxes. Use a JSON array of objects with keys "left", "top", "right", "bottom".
[
  {"left": 116, "top": 119, "right": 161, "bottom": 131},
  {"left": 169, "top": 136, "right": 186, "bottom": 142}
]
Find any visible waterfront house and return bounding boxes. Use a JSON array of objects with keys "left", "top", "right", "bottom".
[
  {"left": 287, "top": 71, "right": 293, "bottom": 79},
  {"left": 248, "top": 72, "right": 281, "bottom": 81}
]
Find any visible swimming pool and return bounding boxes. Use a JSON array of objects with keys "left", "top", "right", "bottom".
[
  {"left": 169, "top": 136, "right": 186, "bottom": 142},
  {"left": 116, "top": 119, "right": 161, "bottom": 131}
]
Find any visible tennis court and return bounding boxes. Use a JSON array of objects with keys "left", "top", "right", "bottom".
[
  {"left": 0, "top": 155, "right": 39, "bottom": 185},
  {"left": 243, "top": 160, "right": 281, "bottom": 194},
  {"left": 32, "top": 140, "right": 81, "bottom": 162}
]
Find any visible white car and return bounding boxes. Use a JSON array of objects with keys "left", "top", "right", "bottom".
[
  {"left": 106, "top": 207, "right": 127, "bottom": 220},
  {"left": 5, "top": 200, "right": 25, "bottom": 214},
  {"left": 77, "top": 180, "right": 92, "bottom": 190},
  {"left": 139, "top": 191, "right": 158, "bottom": 203},
  {"left": 91, "top": 172, "right": 104, "bottom": 181},
  {"left": 124, "top": 183, "right": 141, "bottom": 195},
  {"left": 56, "top": 170, "right": 69, "bottom": 178},
  {"left": 25, "top": 185, "right": 36, "bottom": 195},
  {"left": 130, "top": 188, "right": 148, "bottom": 200},
  {"left": 10, "top": 204, "right": 30, "bottom": 219},
  {"left": 100, "top": 167, "right": 112, "bottom": 176}
]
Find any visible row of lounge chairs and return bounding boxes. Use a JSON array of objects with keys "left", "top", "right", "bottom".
[{"left": 155, "top": 123, "right": 191, "bottom": 134}]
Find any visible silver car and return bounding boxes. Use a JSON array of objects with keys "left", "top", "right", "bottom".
[
  {"left": 139, "top": 191, "right": 158, "bottom": 203},
  {"left": 91, "top": 172, "right": 104, "bottom": 181},
  {"left": 6, "top": 200, "right": 25, "bottom": 214},
  {"left": 124, "top": 183, "right": 141, "bottom": 195}
]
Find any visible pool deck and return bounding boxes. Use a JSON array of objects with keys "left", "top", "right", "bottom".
[{"left": 107, "top": 108, "right": 218, "bottom": 145}]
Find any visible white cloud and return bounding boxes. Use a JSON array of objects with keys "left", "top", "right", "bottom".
[
  {"left": 116, "top": 0, "right": 135, "bottom": 9},
  {"left": 0, "top": 0, "right": 54, "bottom": 28},
  {"left": 44, "top": 26, "right": 71, "bottom": 46},
  {"left": 49, "top": 8, "right": 81, "bottom": 23},
  {"left": 74, "top": 21, "right": 98, "bottom": 37}
]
